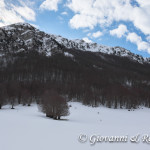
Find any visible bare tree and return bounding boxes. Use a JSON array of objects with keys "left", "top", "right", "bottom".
[
  {"left": 21, "top": 88, "right": 31, "bottom": 106},
  {"left": 7, "top": 81, "right": 19, "bottom": 109},
  {"left": 0, "top": 83, "right": 7, "bottom": 109},
  {"left": 40, "top": 90, "right": 69, "bottom": 119}
]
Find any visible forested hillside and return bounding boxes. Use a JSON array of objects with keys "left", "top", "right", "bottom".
[{"left": 0, "top": 48, "right": 150, "bottom": 109}]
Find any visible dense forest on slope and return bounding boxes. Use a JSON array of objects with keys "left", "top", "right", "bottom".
[{"left": 0, "top": 48, "right": 150, "bottom": 109}]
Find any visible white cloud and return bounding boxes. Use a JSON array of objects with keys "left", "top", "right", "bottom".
[
  {"left": 136, "top": 0, "right": 150, "bottom": 7},
  {"left": 110, "top": 24, "right": 128, "bottom": 38},
  {"left": 146, "top": 36, "right": 150, "bottom": 42},
  {"left": 13, "top": 1, "right": 36, "bottom": 21},
  {"left": 92, "top": 31, "right": 103, "bottom": 38},
  {"left": 69, "top": 14, "right": 97, "bottom": 29},
  {"left": 0, "top": 0, "right": 36, "bottom": 27},
  {"left": 83, "top": 37, "right": 93, "bottom": 43},
  {"left": 127, "top": 32, "right": 150, "bottom": 53},
  {"left": 132, "top": 7, "right": 150, "bottom": 35},
  {"left": 0, "top": 0, "right": 5, "bottom": 7},
  {"left": 126, "top": 32, "right": 141, "bottom": 45},
  {"left": 138, "top": 41, "right": 149, "bottom": 51},
  {"left": 61, "top": 12, "right": 68, "bottom": 15},
  {"left": 87, "top": 33, "right": 91, "bottom": 36},
  {"left": 67, "top": 0, "right": 150, "bottom": 35},
  {"left": 87, "top": 31, "right": 103, "bottom": 39},
  {"left": 40, "top": 0, "right": 61, "bottom": 11},
  {"left": 0, "top": 5, "right": 24, "bottom": 27}
]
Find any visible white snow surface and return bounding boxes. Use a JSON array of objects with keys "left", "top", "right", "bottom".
[
  {"left": 64, "top": 52, "right": 74, "bottom": 58},
  {"left": 0, "top": 102, "right": 150, "bottom": 150}
]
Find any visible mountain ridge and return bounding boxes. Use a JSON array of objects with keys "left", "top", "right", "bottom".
[
  {"left": 0, "top": 22, "right": 150, "bottom": 64},
  {"left": 0, "top": 23, "right": 150, "bottom": 109}
]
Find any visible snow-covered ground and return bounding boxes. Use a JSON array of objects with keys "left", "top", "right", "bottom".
[{"left": 0, "top": 102, "right": 150, "bottom": 150}]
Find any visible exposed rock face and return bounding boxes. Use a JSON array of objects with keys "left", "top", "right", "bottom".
[{"left": 0, "top": 22, "right": 150, "bottom": 63}]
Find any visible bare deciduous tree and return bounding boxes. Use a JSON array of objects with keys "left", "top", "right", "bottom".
[
  {"left": 7, "top": 81, "right": 19, "bottom": 109},
  {"left": 0, "top": 83, "right": 7, "bottom": 109},
  {"left": 40, "top": 90, "right": 69, "bottom": 120}
]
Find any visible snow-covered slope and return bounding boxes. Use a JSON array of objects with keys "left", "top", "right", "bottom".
[
  {"left": 0, "top": 102, "right": 150, "bottom": 150},
  {"left": 52, "top": 35, "right": 150, "bottom": 64},
  {"left": 0, "top": 23, "right": 150, "bottom": 64}
]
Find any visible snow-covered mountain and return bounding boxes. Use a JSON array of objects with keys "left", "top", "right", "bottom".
[
  {"left": 0, "top": 23, "right": 150, "bottom": 112},
  {"left": 0, "top": 22, "right": 150, "bottom": 64}
]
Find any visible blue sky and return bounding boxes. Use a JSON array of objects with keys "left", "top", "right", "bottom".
[{"left": 1, "top": 0, "right": 150, "bottom": 57}]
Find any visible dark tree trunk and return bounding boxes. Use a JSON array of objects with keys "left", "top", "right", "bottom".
[
  {"left": 50, "top": 115, "right": 53, "bottom": 118},
  {"left": 46, "top": 114, "right": 50, "bottom": 117},
  {"left": 11, "top": 104, "right": 14, "bottom": 109},
  {"left": 53, "top": 116, "right": 57, "bottom": 120},
  {"left": 28, "top": 97, "right": 32, "bottom": 107},
  {"left": 46, "top": 114, "right": 53, "bottom": 118},
  {"left": 0, "top": 104, "right": 1, "bottom": 109},
  {"left": 18, "top": 94, "right": 21, "bottom": 104}
]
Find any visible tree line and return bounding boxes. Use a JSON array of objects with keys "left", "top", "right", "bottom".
[{"left": 0, "top": 49, "right": 150, "bottom": 112}]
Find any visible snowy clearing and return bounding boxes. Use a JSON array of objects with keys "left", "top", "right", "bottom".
[{"left": 0, "top": 102, "right": 150, "bottom": 150}]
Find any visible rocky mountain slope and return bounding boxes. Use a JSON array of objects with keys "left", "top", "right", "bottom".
[
  {"left": 0, "top": 23, "right": 150, "bottom": 64},
  {"left": 0, "top": 23, "right": 150, "bottom": 109}
]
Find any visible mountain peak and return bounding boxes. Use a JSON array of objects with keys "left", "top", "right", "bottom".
[
  {"left": 0, "top": 23, "right": 150, "bottom": 64},
  {"left": 0, "top": 22, "right": 36, "bottom": 31}
]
